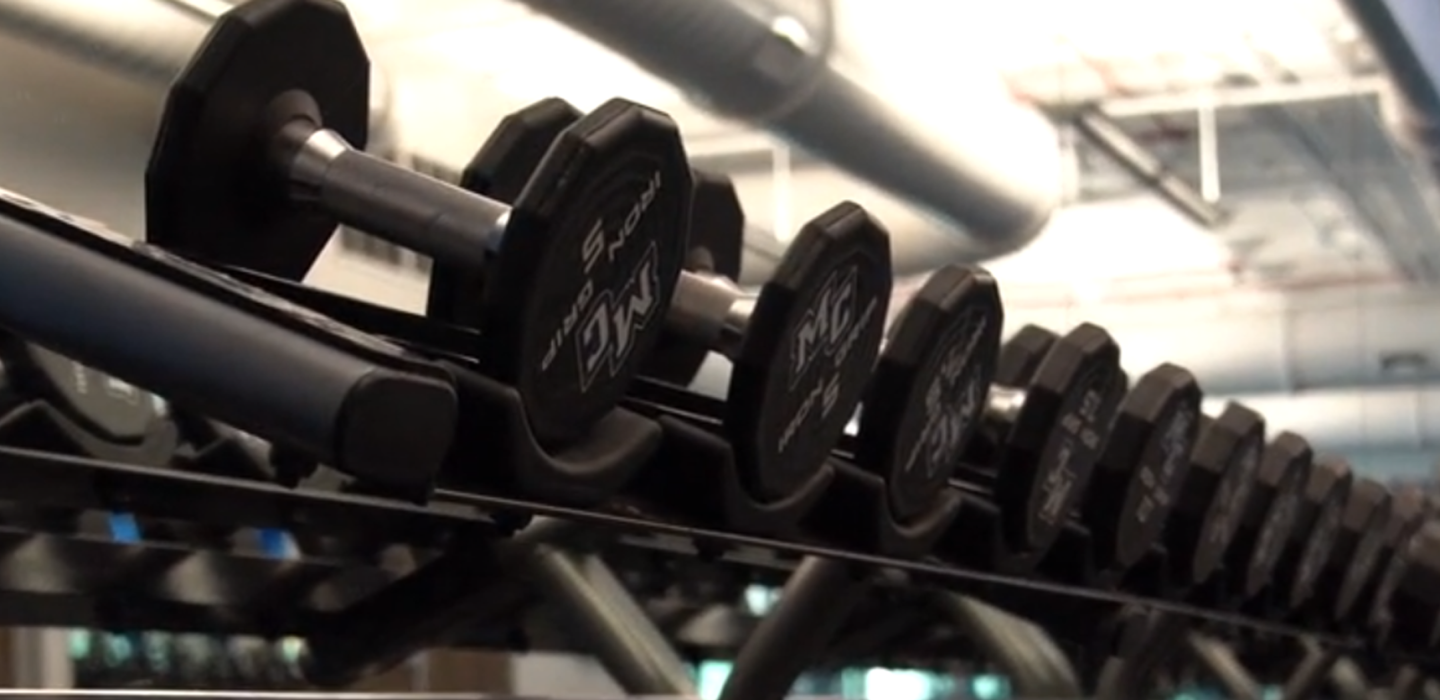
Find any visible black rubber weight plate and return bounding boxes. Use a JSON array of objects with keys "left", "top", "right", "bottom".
[
  {"left": 994, "top": 325, "right": 1059, "bottom": 387},
  {"left": 1336, "top": 482, "right": 1393, "bottom": 619},
  {"left": 1114, "top": 365, "right": 1202, "bottom": 568},
  {"left": 640, "top": 170, "right": 747, "bottom": 387},
  {"left": 1287, "top": 459, "right": 1351, "bottom": 608},
  {"left": 1243, "top": 433, "right": 1313, "bottom": 598},
  {"left": 1087, "top": 363, "right": 1202, "bottom": 571},
  {"left": 146, "top": 0, "right": 370, "bottom": 281},
  {"left": 1190, "top": 403, "right": 1265, "bottom": 583},
  {"left": 687, "top": 170, "right": 745, "bottom": 279},
  {"left": 429, "top": 97, "right": 584, "bottom": 328},
  {"left": 728, "top": 202, "right": 892, "bottom": 502},
  {"left": 996, "top": 323, "right": 1120, "bottom": 555},
  {"left": 482, "top": 98, "right": 694, "bottom": 447},
  {"left": 856, "top": 264, "right": 1003, "bottom": 522}
]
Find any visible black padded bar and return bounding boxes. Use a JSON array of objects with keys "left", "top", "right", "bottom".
[{"left": 0, "top": 193, "right": 456, "bottom": 488}]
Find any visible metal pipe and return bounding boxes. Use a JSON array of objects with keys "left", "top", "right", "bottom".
[
  {"left": 0, "top": 0, "right": 209, "bottom": 84},
  {"left": 931, "top": 593, "right": 1082, "bottom": 699},
  {"left": 718, "top": 558, "right": 867, "bottom": 700},
  {"left": 518, "top": 0, "right": 1061, "bottom": 262},
  {"left": 1339, "top": 0, "right": 1440, "bottom": 274},
  {"left": 522, "top": 547, "right": 697, "bottom": 696},
  {"left": 1185, "top": 634, "right": 1263, "bottom": 700},
  {"left": 1070, "top": 105, "right": 1228, "bottom": 229}
]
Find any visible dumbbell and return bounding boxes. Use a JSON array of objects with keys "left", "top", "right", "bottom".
[
  {"left": 431, "top": 98, "right": 744, "bottom": 390},
  {"left": 1307, "top": 478, "right": 1392, "bottom": 626},
  {"left": 1162, "top": 403, "right": 1265, "bottom": 589},
  {"left": 703, "top": 265, "right": 1003, "bottom": 694},
  {"left": 1374, "top": 521, "right": 1440, "bottom": 652},
  {"left": 954, "top": 323, "right": 1122, "bottom": 558},
  {"left": 1221, "top": 433, "right": 1314, "bottom": 604},
  {"left": 639, "top": 172, "right": 748, "bottom": 388},
  {"left": 450, "top": 98, "right": 893, "bottom": 502},
  {"left": 146, "top": 0, "right": 694, "bottom": 449},
  {"left": 1367, "top": 492, "right": 1433, "bottom": 645},
  {"left": 1267, "top": 455, "right": 1351, "bottom": 614},
  {"left": 1075, "top": 362, "right": 1202, "bottom": 575},
  {"left": 850, "top": 265, "right": 1003, "bottom": 522}
]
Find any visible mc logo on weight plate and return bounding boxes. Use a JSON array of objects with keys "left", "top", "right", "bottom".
[
  {"left": 789, "top": 266, "right": 859, "bottom": 390},
  {"left": 574, "top": 243, "right": 661, "bottom": 392}
]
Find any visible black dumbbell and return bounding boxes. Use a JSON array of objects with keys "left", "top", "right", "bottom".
[
  {"left": 715, "top": 266, "right": 1004, "bottom": 692},
  {"left": 147, "top": 0, "right": 693, "bottom": 449},
  {"left": 1307, "top": 477, "right": 1392, "bottom": 627},
  {"left": 639, "top": 172, "right": 748, "bottom": 388},
  {"left": 1348, "top": 488, "right": 1427, "bottom": 631},
  {"left": 450, "top": 98, "right": 893, "bottom": 502},
  {"left": 1268, "top": 455, "right": 1352, "bottom": 614},
  {"left": 852, "top": 265, "right": 1003, "bottom": 522},
  {"left": 1368, "top": 493, "right": 1434, "bottom": 643},
  {"left": 1221, "top": 432, "right": 1313, "bottom": 604},
  {"left": 438, "top": 98, "right": 743, "bottom": 390},
  {"left": 955, "top": 323, "right": 1122, "bottom": 558},
  {"left": 1076, "top": 363, "right": 1202, "bottom": 574},
  {"left": 1376, "top": 521, "right": 1440, "bottom": 652},
  {"left": 1163, "top": 403, "right": 1265, "bottom": 589}
]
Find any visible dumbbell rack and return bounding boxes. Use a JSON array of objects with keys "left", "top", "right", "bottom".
[
  {"left": 0, "top": 223, "right": 1426, "bottom": 697},
  {"left": 0, "top": 435, "right": 1415, "bottom": 669}
]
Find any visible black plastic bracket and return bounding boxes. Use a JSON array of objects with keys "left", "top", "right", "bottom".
[
  {"left": 803, "top": 461, "right": 960, "bottom": 558},
  {"left": 934, "top": 493, "right": 1046, "bottom": 576},
  {"left": 627, "top": 417, "right": 833, "bottom": 537},
  {"left": 438, "top": 364, "right": 661, "bottom": 507},
  {"left": 214, "top": 267, "right": 662, "bottom": 508}
]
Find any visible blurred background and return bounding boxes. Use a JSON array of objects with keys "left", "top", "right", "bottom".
[
  {"left": 3, "top": 0, "right": 1436, "bottom": 485},
  {"left": 0, "top": 0, "right": 1435, "bottom": 696}
]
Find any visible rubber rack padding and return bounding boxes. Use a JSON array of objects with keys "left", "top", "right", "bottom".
[{"left": 0, "top": 199, "right": 456, "bottom": 491}]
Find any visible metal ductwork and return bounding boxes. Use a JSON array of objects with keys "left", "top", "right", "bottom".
[
  {"left": 0, "top": 0, "right": 212, "bottom": 84},
  {"left": 1341, "top": 0, "right": 1440, "bottom": 182},
  {"left": 518, "top": 0, "right": 1062, "bottom": 267}
]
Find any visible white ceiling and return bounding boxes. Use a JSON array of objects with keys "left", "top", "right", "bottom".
[
  {"left": 320, "top": 0, "right": 1421, "bottom": 304},
  {"left": 342, "top": 0, "right": 1391, "bottom": 287}
]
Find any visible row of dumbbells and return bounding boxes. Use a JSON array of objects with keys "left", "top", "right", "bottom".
[
  {"left": 0, "top": 0, "right": 906, "bottom": 507},
  {"left": 0, "top": 0, "right": 1434, "bottom": 658}
]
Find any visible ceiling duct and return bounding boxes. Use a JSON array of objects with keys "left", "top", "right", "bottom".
[
  {"left": 1340, "top": 0, "right": 1440, "bottom": 270},
  {"left": 518, "top": 0, "right": 1062, "bottom": 267}
]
